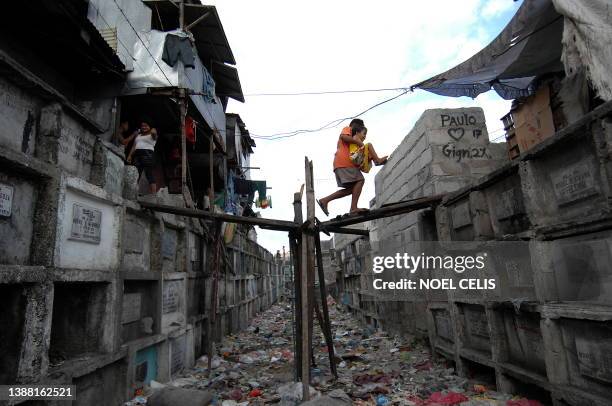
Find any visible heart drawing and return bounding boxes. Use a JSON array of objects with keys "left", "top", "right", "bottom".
[{"left": 447, "top": 127, "right": 465, "bottom": 141}]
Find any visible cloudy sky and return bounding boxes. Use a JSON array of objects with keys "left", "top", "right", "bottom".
[{"left": 207, "top": 0, "right": 522, "bottom": 253}]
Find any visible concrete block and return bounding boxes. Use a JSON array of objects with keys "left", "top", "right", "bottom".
[
  {"left": 427, "top": 305, "right": 455, "bottom": 356},
  {"left": 123, "top": 165, "right": 139, "bottom": 201},
  {"left": 532, "top": 229, "right": 612, "bottom": 306},
  {"left": 520, "top": 123, "right": 612, "bottom": 229},
  {"left": 435, "top": 205, "right": 452, "bottom": 241},
  {"left": 485, "top": 242, "right": 536, "bottom": 302},
  {"left": 456, "top": 303, "right": 491, "bottom": 357},
  {"left": 169, "top": 333, "right": 187, "bottom": 376},
  {"left": 470, "top": 191, "right": 494, "bottom": 240},
  {"left": 491, "top": 308, "right": 546, "bottom": 375},
  {"left": 443, "top": 191, "right": 495, "bottom": 241},
  {"left": 49, "top": 282, "right": 112, "bottom": 363},
  {"left": 161, "top": 228, "right": 178, "bottom": 273},
  {"left": 54, "top": 176, "right": 122, "bottom": 271},
  {"left": 122, "top": 280, "right": 159, "bottom": 343},
  {"left": 554, "top": 318, "right": 612, "bottom": 399},
  {"left": 0, "top": 170, "right": 39, "bottom": 265},
  {"left": 430, "top": 175, "right": 473, "bottom": 195},
  {"left": 122, "top": 214, "right": 152, "bottom": 272},
  {"left": 482, "top": 165, "right": 531, "bottom": 237},
  {"left": 0, "top": 77, "right": 41, "bottom": 156},
  {"left": 91, "top": 140, "right": 125, "bottom": 197},
  {"left": 16, "top": 281, "right": 53, "bottom": 383},
  {"left": 37, "top": 102, "right": 63, "bottom": 164},
  {"left": 72, "top": 358, "right": 128, "bottom": 406},
  {"left": 187, "top": 231, "right": 203, "bottom": 273},
  {"left": 38, "top": 103, "right": 97, "bottom": 179},
  {"left": 162, "top": 277, "right": 185, "bottom": 321}
]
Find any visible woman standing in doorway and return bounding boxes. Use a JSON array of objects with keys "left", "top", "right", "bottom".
[{"left": 127, "top": 118, "right": 158, "bottom": 194}]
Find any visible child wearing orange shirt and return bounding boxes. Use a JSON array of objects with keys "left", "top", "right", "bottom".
[{"left": 317, "top": 119, "right": 387, "bottom": 215}]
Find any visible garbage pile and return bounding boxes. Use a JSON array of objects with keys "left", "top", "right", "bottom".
[{"left": 125, "top": 298, "right": 547, "bottom": 405}]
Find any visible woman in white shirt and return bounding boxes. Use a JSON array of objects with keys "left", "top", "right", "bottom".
[{"left": 127, "top": 118, "right": 158, "bottom": 194}]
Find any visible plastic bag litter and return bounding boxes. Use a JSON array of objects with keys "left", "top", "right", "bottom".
[{"left": 277, "top": 382, "right": 320, "bottom": 406}]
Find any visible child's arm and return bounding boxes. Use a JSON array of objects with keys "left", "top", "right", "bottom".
[{"left": 340, "top": 134, "right": 364, "bottom": 147}]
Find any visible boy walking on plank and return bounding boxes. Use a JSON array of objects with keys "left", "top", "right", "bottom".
[{"left": 317, "top": 119, "right": 387, "bottom": 215}]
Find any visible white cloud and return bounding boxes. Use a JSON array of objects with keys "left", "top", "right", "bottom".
[
  {"left": 481, "top": 0, "right": 519, "bottom": 19},
  {"left": 204, "top": 0, "right": 519, "bottom": 252}
]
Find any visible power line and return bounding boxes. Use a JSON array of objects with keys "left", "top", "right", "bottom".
[
  {"left": 243, "top": 87, "right": 410, "bottom": 97},
  {"left": 251, "top": 89, "right": 411, "bottom": 140},
  {"left": 111, "top": 0, "right": 174, "bottom": 87}
]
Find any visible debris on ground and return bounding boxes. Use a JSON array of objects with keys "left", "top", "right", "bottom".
[{"left": 124, "top": 299, "right": 547, "bottom": 405}]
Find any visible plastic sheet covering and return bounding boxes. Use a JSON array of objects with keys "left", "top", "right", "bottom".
[
  {"left": 124, "top": 29, "right": 226, "bottom": 135},
  {"left": 412, "top": 0, "right": 564, "bottom": 100},
  {"left": 553, "top": 0, "right": 612, "bottom": 101},
  {"left": 125, "top": 29, "right": 180, "bottom": 90}
]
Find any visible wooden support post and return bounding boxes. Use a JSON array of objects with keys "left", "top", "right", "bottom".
[
  {"left": 288, "top": 233, "right": 300, "bottom": 382},
  {"left": 208, "top": 131, "right": 215, "bottom": 210},
  {"left": 292, "top": 185, "right": 304, "bottom": 381},
  {"left": 300, "top": 157, "right": 316, "bottom": 401},
  {"left": 179, "top": 0, "right": 185, "bottom": 30},
  {"left": 314, "top": 232, "right": 338, "bottom": 378},
  {"left": 179, "top": 89, "right": 192, "bottom": 206}
]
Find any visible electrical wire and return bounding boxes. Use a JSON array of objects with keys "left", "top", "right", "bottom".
[
  {"left": 251, "top": 89, "right": 411, "bottom": 141},
  {"left": 242, "top": 87, "right": 410, "bottom": 97}
]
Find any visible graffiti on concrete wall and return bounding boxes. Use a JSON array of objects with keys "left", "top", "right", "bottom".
[
  {"left": 442, "top": 144, "right": 491, "bottom": 162},
  {"left": 441, "top": 113, "right": 484, "bottom": 141}
]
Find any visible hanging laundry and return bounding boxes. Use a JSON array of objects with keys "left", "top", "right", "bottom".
[
  {"left": 233, "top": 178, "right": 253, "bottom": 195},
  {"left": 185, "top": 116, "right": 196, "bottom": 144},
  {"left": 251, "top": 181, "right": 267, "bottom": 202},
  {"left": 256, "top": 196, "right": 272, "bottom": 209},
  {"left": 162, "top": 34, "right": 195, "bottom": 68},
  {"left": 233, "top": 179, "right": 266, "bottom": 198},
  {"left": 202, "top": 66, "right": 217, "bottom": 103}
]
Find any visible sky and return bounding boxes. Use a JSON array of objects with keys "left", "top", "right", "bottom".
[{"left": 206, "top": 0, "right": 522, "bottom": 253}]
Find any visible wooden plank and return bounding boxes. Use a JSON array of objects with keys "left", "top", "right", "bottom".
[
  {"left": 320, "top": 194, "right": 445, "bottom": 228},
  {"left": 138, "top": 201, "right": 297, "bottom": 231},
  {"left": 321, "top": 225, "right": 369, "bottom": 236}
]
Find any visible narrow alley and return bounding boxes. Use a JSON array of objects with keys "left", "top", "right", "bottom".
[
  {"left": 2, "top": 1, "right": 612, "bottom": 406},
  {"left": 128, "top": 299, "right": 543, "bottom": 406}
]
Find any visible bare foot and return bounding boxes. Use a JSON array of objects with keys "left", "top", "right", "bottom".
[
  {"left": 349, "top": 208, "right": 368, "bottom": 214},
  {"left": 375, "top": 156, "right": 388, "bottom": 166}
]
